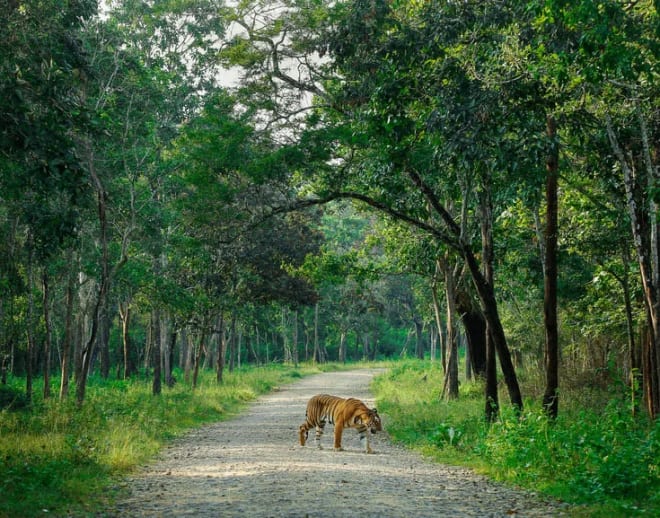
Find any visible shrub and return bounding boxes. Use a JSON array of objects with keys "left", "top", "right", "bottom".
[{"left": 0, "top": 384, "right": 29, "bottom": 410}]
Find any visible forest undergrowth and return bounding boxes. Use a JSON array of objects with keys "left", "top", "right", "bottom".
[
  {"left": 0, "top": 363, "right": 341, "bottom": 517},
  {"left": 3, "top": 360, "right": 659, "bottom": 517},
  {"left": 371, "top": 359, "right": 660, "bottom": 517}
]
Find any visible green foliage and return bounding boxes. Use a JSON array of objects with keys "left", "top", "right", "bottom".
[
  {"left": 372, "top": 359, "right": 660, "bottom": 516},
  {"left": 0, "top": 384, "right": 30, "bottom": 410},
  {"left": 0, "top": 364, "right": 319, "bottom": 517}
]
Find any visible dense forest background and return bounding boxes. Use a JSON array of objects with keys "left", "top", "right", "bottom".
[{"left": 1, "top": 0, "right": 659, "bottom": 423}]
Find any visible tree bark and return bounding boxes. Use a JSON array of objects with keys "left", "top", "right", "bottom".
[
  {"left": 455, "top": 291, "right": 487, "bottom": 378},
  {"left": 76, "top": 161, "right": 116, "bottom": 406},
  {"left": 192, "top": 327, "right": 206, "bottom": 390},
  {"left": 59, "top": 251, "right": 75, "bottom": 400},
  {"left": 25, "top": 249, "right": 35, "bottom": 403},
  {"left": 313, "top": 302, "right": 321, "bottom": 363},
  {"left": 431, "top": 262, "right": 446, "bottom": 370},
  {"left": 292, "top": 310, "right": 299, "bottom": 366},
  {"left": 339, "top": 330, "right": 347, "bottom": 363},
  {"left": 414, "top": 317, "right": 424, "bottom": 359},
  {"left": 42, "top": 269, "right": 52, "bottom": 400},
  {"left": 443, "top": 262, "right": 459, "bottom": 400},
  {"left": 479, "top": 171, "right": 501, "bottom": 421},
  {"left": 152, "top": 308, "right": 162, "bottom": 396},
  {"left": 118, "top": 300, "right": 133, "bottom": 379},
  {"left": 543, "top": 115, "right": 560, "bottom": 419},
  {"left": 216, "top": 313, "right": 226, "bottom": 383}
]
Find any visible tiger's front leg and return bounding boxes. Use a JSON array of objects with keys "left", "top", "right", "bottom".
[
  {"left": 314, "top": 421, "right": 325, "bottom": 449},
  {"left": 333, "top": 422, "right": 344, "bottom": 451},
  {"left": 359, "top": 429, "right": 374, "bottom": 454}
]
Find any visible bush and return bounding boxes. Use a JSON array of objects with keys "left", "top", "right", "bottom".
[
  {"left": 372, "top": 358, "right": 660, "bottom": 515},
  {"left": 0, "top": 384, "right": 29, "bottom": 410}
]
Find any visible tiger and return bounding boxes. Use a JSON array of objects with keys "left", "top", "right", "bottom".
[{"left": 298, "top": 394, "right": 382, "bottom": 453}]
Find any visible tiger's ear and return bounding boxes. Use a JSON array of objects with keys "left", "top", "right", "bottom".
[{"left": 354, "top": 416, "right": 362, "bottom": 425}]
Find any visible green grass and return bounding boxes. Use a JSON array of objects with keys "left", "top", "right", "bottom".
[
  {"left": 0, "top": 363, "right": 327, "bottom": 517},
  {"left": 6, "top": 359, "right": 655, "bottom": 517},
  {"left": 371, "top": 359, "right": 660, "bottom": 517}
]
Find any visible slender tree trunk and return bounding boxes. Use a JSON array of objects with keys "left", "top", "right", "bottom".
[
  {"left": 479, "top": 171, "right": 502, "bottom": 420},
  {"left": 414, "top": 318, "right": 424, "bottom": 359},
  {"left": 119, "top": 300, "right": 133, "bottom": 379},
  {"left": 152, "top": 308, "right": 161, "bottom": 396},
  {"left": 25, "top": 246, "right": 35, "bottom": 403},
  {"left": 282, "top": 307, "right": 292, "bottom": 363},
  {"left": 42, "top": 269, "right": 52, "bottom": 400},
  {"left": 339, "top": 330, "right": 347, "bottom": 363},
  {"left": 431, "top": 262, "right": 446, "bottom": 370},
  {"left": 60, "top": 251, "right": 75, "bottom": 400},
  {"left": 76, "top": 164, "right": 113, "bottom": 407},
  {"left": 456, "top": 291, "right": 487, "bottom": 379},
  {"left": 293, "top": 309, "right": 299, "bottom": 366},
  {"left": 543, "top": 115, "right": 560, "bottom": 419},
  {"left": 430, "top": 326, "right": 437, "bottom": 362},
  {"left": 313, "top": 302, "right": 321, "bottom": 363},
  {"left": 99, "top": 306, "right": 110, "bottom": 379},
  {"left": 443, "top": 263, "right": 459, "bottom": 400},
  {"left": 216, "top": 314, "right": 226, "bottom": 383},
  {"left": 362, "top": 333, "right": 370, "bottom": 361},
  {"left": 229, "top": 312, "right": 237, "bottom": 372},
  {"left": 183, "top": 329, "right": 193, "bottom": 384},
  {"left": 161, "top": 313, "right": 175, "bottom": 387},
  {"left": 193, "top": 326, "right": 207, "bottom": 390}
]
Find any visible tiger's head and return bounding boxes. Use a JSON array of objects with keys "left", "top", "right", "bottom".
[{"left": 354, "top": 407, "right": 382, "bottom": 434}]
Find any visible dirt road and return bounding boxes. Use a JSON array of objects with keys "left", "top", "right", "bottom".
[{"left": 107, "top": 369, "right": 567, "bottom": 517}]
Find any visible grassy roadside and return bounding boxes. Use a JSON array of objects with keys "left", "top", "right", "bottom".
[
  {"left": 0, "top": 363, "right": 340, "bottom": 517},
  {"left": 371, "top": 359, "right": 660, "bottom": 517}
]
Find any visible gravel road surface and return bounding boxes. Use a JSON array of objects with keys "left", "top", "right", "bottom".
[{"left": 107, "top": 369, "right": 568, "bottom": 517}]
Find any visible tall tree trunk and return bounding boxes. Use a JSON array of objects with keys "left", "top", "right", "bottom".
[
  {"left": 479, "top": 171, "right": 501, "bottom": 421},
  {"left": 430, "top": 326, "right": 437, "bottom": 362},
  {"left": 339, "top": 330, "right": 347, "bottom": 363},
  {"left": 313, "top": 302, "right": 321, "bottom": 363},
  {"left": 216, "top": 314, "right": 226, "bottom": 384},
  {"left": 183, "top": 329, "right": 193, "bottom": 384},
  {"left": 455, "top": 291, "right": 487, "bottom": 379},
  {"left": 119, "top": 300, "right": 133, "bottom": 379},
  {"left": 293, "top": 309, "right": 300, "bottom": 366},
  {"left": 99, "top": 305, "right": 110, "bottom": 380},
  {"left": 543, "top": 115, "right": 560, "bottom": 419},
  {"left": 431, "top": 262, "right": 446, "bottom": 370},
  {"left": 281, "top": 307, "right": 292, "bottom": 363},
  {"left": 25, "top": 245, "right": 35, "bottom": 403},
  {"left": 414, "top": 317, "right": 424, "bottom": 359},
  {"left": 192, "top": 329, "right": 205, "bottom": 390},
  {"left": 60, "top": 251, "right": 75, "bottom": 400},
  {"left": 152, "top": 308, "right": 161, "bottom": 396},
  {"left": 229, "top": 312, "right": 237, "bottom": 372},
  {"left": 443, "top": 262, "right": 459, "bottom": 400},
  {"left": 76, "top": 164, "right": 112, "bottom": 407},
  {"left": 161, "top": 313, "right": 175, "bottom": 387},
  {"left": 42, "top": 269, "right": 52, "bottom": 400}
]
